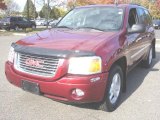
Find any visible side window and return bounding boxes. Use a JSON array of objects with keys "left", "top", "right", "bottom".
[
  {"left": 10, "top": 17, "right": 16, "bottom": 22},
  {"left": 128, "top": 8, "right": 139, "bottom": 28},
  {"left": 22, "top": 18, "right": 28, "bottom": 22},
  {"left": 144, "top": 10, "right": 152, "bottom": 25},
  {"left": 137, "top": 8, "right": 148, "bottom": 26},
  {"left": 18, "top": 17, "right": 23, "bottom": 21}
]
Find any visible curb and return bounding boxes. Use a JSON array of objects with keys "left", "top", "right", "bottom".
[
  {"left": 0, "top": 30, "right": 6, "bottom": 32},
  {"left": 13, "top": 33, "right": 27, "bottom": 36},
  {"left": 156, "top": 44, "right": 160, "bottom": 48}
]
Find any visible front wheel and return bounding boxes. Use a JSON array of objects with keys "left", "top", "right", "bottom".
[
  {"left": 98, "top": 65, "right": 123, "bottom": 112},
  {"left": 31, "top": 25, "right": 36, "bottom": 30}
]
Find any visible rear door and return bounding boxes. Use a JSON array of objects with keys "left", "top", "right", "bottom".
[
  {"left": 17, "top": 17, "right": 29, "bottom": 28},
  {"left": 137, "top": 8, "right": 154, "bottom": 57},
  {"left": 17, "top": 17, "right": 25, "bottom": 28},
  {"left": 10, "top": 17, "right": 16, "bottom": 28},
  {"left": 22, "top": 18, "right": 32, "bottom": 28}
]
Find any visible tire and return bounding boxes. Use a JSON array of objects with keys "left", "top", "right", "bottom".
[
  {"left": 15, "top": 25, "right": 19, "bottom": 31},
  {"left": 98, "top": 65, "right": 123, "bottom": 112},
  {"left": 31, "top": 25, "right": 36, "bottom": 29},
  {"left": 142, "top": 46, "right": 153, "bottom": 68},
  {"left": 5, "top": 28, "right": 10, "bottom": 31}
]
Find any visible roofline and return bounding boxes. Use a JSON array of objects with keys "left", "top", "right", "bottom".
[{"left": 74, "top": 4, "right": 147, "bottom": 9}]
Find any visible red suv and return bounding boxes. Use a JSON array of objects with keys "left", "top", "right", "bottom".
[{"left": 5, "top": 4, "right": 156, "bottom": 112}]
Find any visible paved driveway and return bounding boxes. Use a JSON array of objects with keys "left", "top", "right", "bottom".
[{"left": 0, "top": 32, "right": 160, "bottom": 120}]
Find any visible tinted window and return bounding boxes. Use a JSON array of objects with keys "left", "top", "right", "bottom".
[
  {"left": 10, "top": 17, "right": 17, "bottom": 22},
  {"left": 22, "top": 18, "right": 28, "bottom": 22},
  {"left": 57, "top": 7, "right": 124, "bottom": 31},
  {"left": 1, "top": 17, "right": 10, "bottom": 22},
  {"left": 153, "top": 20, "right": 160, "bottom": 24},
  {"left": 128, "top": 8, "right": 139, "bottom": 28},
  {"left": 144, "top": 10, "right": 152, "bottom": 25},
  {"left": 18, "top": 17, "right": 23, "bottom": 21},
  {"left": 137, "top": 8, "right": 149, "bottom": 26}
]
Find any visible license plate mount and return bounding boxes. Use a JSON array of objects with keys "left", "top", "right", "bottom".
[{"left": 22, "top": 80, "right": 40, "bottom": 95}]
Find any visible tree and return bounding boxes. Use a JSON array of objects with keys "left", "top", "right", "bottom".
[
  {"left": 0, "top": 0, "right": 7, "bottom": 9},
  {"left": 1, "top": 0, "right": 19, "bottom": 16},
  {"left": 39, "top": 4, "right": 51, "bottom": 18},
  {"left": 39, "top": 10, "right": 44, "bottom": 18},
  {"left": 67, "top": 0, "right": 115, "bottom": 9},
  {"left": 50, "top": 7, "right": 60, "bottom": 19},
  {"left": 5, "top": 1, "right": 19, "bottom": 16},
  {"left": 23, "top": 0, "right": 37, "bottom": 19},
  {"left": 50, "top": 7, "right": 67, "bottom": 19},
  {"left": 157, "top": 0, "right": 160, "bottom": 8},
  {"left": 59, "top": 8, "right": 67, "bottom": 17}
]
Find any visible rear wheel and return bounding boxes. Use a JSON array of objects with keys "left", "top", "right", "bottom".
[
  {"left": 15, "top": 25, "right": 19, "bottom": 31},
  {"left": 98, "top": 65, "right": 123, "bottom": 112},
  {"left": 142, "top": 46, "right": 153, "bottom": 68},
  {"left": 5, "top": 28, "right": 10, "bottom": 31}
]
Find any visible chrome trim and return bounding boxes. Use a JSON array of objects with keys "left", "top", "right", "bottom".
[
  {"left": 14, "top": 53, "right": 61, "bottom": 78},
  {"left": 131, "top": 45, "right": 150, "bottom": 59}
]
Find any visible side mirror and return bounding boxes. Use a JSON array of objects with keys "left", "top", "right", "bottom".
[{"left": 128, "top": 24, "right": 146, "bottom": 34}]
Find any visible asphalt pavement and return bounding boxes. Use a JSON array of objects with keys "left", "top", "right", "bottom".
[{"left": 0, "top": 30, "right": 160, "bottom": 120}]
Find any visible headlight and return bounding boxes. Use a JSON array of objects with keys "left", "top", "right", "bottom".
[
  {"left": 8, "top": 46, "right": 15, "bottom": 63},
  {"left": 68, "top": 56, "right": 102, "bottom": 75}
]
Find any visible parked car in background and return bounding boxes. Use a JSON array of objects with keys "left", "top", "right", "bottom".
[
  {"left": 50, "top": 17, "right": 62, "bottom": 27},
  {"left": 35, "top": 19, "right": 45, "bottom": 26},
  {"left": 153, "top": 20, "right": 160, "bottom": 29},
  {"left": 0, "top": 19, "right": 2, "bottom": 29},
  {"left": 43, "top": 19, "right": 53, "bottom": 26},
  {"left": 0, "top": 16, "right": 36, "bottom": 30}
]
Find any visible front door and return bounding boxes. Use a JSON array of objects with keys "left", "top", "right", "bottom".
[{"left": 126, "top": 8, "right": 146, "bottom": 68}]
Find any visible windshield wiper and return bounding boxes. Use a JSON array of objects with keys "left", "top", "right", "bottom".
[{"left": 76, "top": 26, "right": 105, "bottom": 31}]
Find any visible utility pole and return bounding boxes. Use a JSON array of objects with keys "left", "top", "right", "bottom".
[
  {"left": 73, "top": 0, "right": 76, "bottom": 8},
  {"left": 47, "top": 0, "right": 49, "bottom": 28},
  {"left": 114, "top": 0, "right": 118, "bottom": 5},
  {"left": 27, "top": 0, "right": 29, "bottom": 19},
  {"left": 34, "top": 0, "right": 36, "bottom": 21}
]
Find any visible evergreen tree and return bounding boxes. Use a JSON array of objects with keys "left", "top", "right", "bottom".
[
  {"left": 50, "top": 7, "right": 61, "bottom": 19},
  {"left": 0, "top": 0, "right": 7, "bottom": 9},
  {"left": 39, "top": 4, "right": 51, "bottom": 19},
  {"left": 39, "top": 10, "right": 44, "bottom": 18},
  {"left": 50, "top": 7, "right": 67, "bottom": 19},
  {"left": 23, "top": 0, "right": 37, "bottom": 19}
]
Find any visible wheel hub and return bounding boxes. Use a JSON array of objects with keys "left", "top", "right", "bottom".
[{"left": 109, "top": 73, "right": 121, "bottom": 104}]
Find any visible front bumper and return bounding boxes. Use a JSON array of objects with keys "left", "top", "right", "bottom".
[{"left": 5, "top": 62, "right": 108, "bottom": 103}]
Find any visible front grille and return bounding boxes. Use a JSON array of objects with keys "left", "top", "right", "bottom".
[{"left": 14, "top": 53, "right": 60, "bottom": 77}]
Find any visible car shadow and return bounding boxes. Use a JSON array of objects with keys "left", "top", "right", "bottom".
[
  {"left": 119, "top": 51, "right": 160, "bottom": 106},
  {"left": 70, "top": 51, "right": 160, "bottom": 110}
]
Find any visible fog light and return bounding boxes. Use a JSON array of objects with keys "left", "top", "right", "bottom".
[{"left": 72, "top": 89, "right": 85, "bottom": 97}]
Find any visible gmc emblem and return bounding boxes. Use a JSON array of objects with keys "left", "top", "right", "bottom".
[{"left": 25, "top": 58, "right": 44, "bottom": 68}]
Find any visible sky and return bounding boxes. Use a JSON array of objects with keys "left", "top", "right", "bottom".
[
  {"left": 14, "top": 0, "right": 67, "bottom": 12},
  {"left": 15, "top": 0, "right": 42, "bottom": 12}
]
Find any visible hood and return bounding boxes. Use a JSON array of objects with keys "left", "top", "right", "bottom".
[{"left": 16, "top": 28, "right": 118, "bottom": 52}]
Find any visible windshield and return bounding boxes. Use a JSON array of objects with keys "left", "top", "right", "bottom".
[
  {"left": 57, "top": 7, "right": 124, "bottom": 31},
  {"left": 153, "top": 20, "right": 160, "bottom": 24}
]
